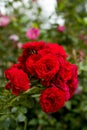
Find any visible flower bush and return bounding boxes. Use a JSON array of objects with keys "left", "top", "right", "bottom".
[
  {"left": 0, "top": 0, "right": 87, "bottom": 130},
  {"left": 4, "top": 41, "right": 78, "bottom": 113}
]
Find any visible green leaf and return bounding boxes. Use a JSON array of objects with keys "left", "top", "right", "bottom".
[
  {"left": 19, "top": 107, "right": 27, "bottom": 114},
  {"left": 20, "top": 96, "right": 35, "bottom": 108},
  {"left": 65, "top": 101, "right": 72, "bottom": 110},
  {"left": 83, "top": 17, "right": 87, "bottom": 25},
  {"left": 28, "top": 119, "right": 38, "bottom": 125},
  {"left": 17, "top": 113, "right": 26, "bottom": 122},
  {"left": 0, "top": 115, "right": 8, "bottom": 121},
  {"left": 11, "top": 107, "right": 18, "bottom": 113}
]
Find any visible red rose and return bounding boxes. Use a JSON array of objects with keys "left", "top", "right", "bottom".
[
  {"left": 40, "top": 86, "right": 65, "bottom": 113},
  {"left": 59, "top": 61, "right": 73, "bottom": 81},
  {"left": 38, "top": 48, "right": 51, "bottom": 56},
  {"left": 18, "top": 41, "right": 46, "bottom": 70},
  {"left": 4, "top": 67, "right": 30, "bottom": 96},
  {"left": 38, "top": 43, "right": 67, "bottom": 62},
  {"left": 18, "top": 49, "right": 31, "bottom": 70},
  {"left": 67, "top": 64, "right": 78, "bottom": 97},
  {"left": 47, "top": 43, "right": 68, "bottom": 59},
  {"left": 34, "top": 54, "right": 60, "bottom": 81},
  {"left": 26, "top": 54, "right": 40, "bottom": 75},
  {"left": 22, "top": 41, "right": 46, "bottom": 51},
  {"left": 5, "top": 82, "right": 11, "bottom": 90},
  {"left": 38, "top": 44, "right": 66, "bottom": 67},
  {"left": 68, "top": 78, "right": 78, "bottom": 97},
  {"left": 52, "top": 63, "right": 78, "bottom": 100},
  {"left": 52, "top": 76, "right": 70, "bottom": 101}
]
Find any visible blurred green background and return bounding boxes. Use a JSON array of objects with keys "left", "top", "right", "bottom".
[{"left": 0, "top": 0, "right": 87, "bottom": 130}]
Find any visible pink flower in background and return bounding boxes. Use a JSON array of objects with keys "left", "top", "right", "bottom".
[
  {"left": 17, "top": 43, "right": 22, "bottom": 49},
  {"left": 26, "top": 28, "right": 40, "bottom": 40},
  {"left": 0, "top": 16, "right": 10, "bottom": 27},
  {"left": 57, "top": 25, "right": 65, "bottom": 32}
]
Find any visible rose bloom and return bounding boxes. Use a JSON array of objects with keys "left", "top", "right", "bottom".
[
  {"left": 26, "top": 27, "right": 40, "bottom": 40},
  {"left": 40, "top": 86, "right": 65, "bottom": 113},
  {"left": 59, "top": 61, "right": 73, "bottom": 81},
  {"left": 47, "top": 43, "right": 67, "bottom": 59},
  {"left": 22, "top": 41, "right": 46, "bottom": 52},
  {"left": 52, "top": 76, "right": 70, "bottom": 101},
  {"left": 18, "top": 41, "right": 46, "bottom": 70},
  {"left": 4, "top": 67, "right": 30, "bottom": 96},
  {"left": 52, "top": 63, "right": 78, "bottom": 100},
  {"left": 34, "top": 54, "right": 60, "bottom": 81},
  {"left": 38, "top": 43, "right": 67, "bottom": 59},
  {"left": 0, "top": 16, "right": 10, "bottom": 27},
  {"left": 26, "top": 54, "right": 41, "bottom": 75},
  {"left": 38, "top": 43, "right": 67, "bottom": 68},
  {"left": 57, "top": 25, "right": 65, "bottom": 32},
  {"left": 67, "top": 64, "right": 78, "bottom": 97}
]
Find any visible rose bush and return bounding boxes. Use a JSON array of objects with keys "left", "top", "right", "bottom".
[
  {"left": 4, "top": 41, "right": 78, "bottom": 113},
  {"left": 0, "top": 0, "right": 87, "bottom": 129}
]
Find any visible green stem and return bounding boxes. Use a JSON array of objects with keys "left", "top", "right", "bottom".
[
  {"left": 0, "top": 113, "right": 9, "bottom": 115},
  {"left": 24, "top": 118, "right": 27, "bottom": 130},
  {"left": 4, "top": 96, "right": 20, "bottom": 110}
]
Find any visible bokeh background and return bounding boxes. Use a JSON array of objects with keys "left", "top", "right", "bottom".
[{"left": 0, "top": 0, "right": 87, "bottom": 130}]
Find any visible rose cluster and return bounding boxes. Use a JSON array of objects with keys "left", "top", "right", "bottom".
[{"left": 4, "top": 41, "right": 78, "bottom": 113}]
